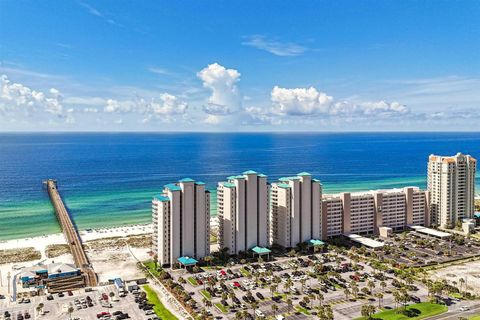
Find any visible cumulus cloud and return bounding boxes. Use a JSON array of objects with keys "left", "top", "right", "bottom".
[
  {"left": 271, "top": 86, "right": 333, "bottom": 115},
  {"left": 204, "top": 114, "right": 221, "bottom": 125},
  {"left": 197, "top": 63, "right": 242, "bottom": 115},
  {"left": 242, "top": 35, "right": 307, "bottom": 57},
  {"left": 102, "top": 93, "right": 188, "bottom": 124},
  {"left": 0, "top": 74, "right": 66, "bottom": 117}
]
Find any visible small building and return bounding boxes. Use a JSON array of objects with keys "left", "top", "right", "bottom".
[
  {"left": 251, "top": 246, "right": 271, "bottom": 260},
  {"left": 177, "top": 256, "right": 198, "bottom": 269},
  {"left": 19, "top": 263, "right": 80, "bottom": 288},
  {"left": 378, "top": 227, "right": 393, "bottom": 238},
  {"left": 112, "top": 278, "right": 124, "bottom": 291},
  {"left": 462, "top": 219, "right": 476, "bottom": 234}
]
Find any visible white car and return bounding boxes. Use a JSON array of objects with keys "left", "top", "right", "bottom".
[
  {"left": 459, "top": 306, "right": 470, "bottom": 311},
  {"left": 255, "top": 310, "right": 265, "bottom": 318}
]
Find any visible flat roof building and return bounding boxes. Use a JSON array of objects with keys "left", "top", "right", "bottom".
[
  {"left": 152, "top": 178, "right": 210, "bottom": 267},
  {"left": 218, "top": 171, "right": 269, "bottom": 255},
  {"left": 321, "top": 187, "right": 429, "bottom": 239}
]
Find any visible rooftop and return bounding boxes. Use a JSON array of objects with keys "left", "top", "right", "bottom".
[
  {"left": 277, "top": 183, "right": 291, "bottom": 189},
  {"left": 222, "top": 182, "right": 236, "bottom": 188},
  {"left": 155, "top": 194, "right": 170, "bottom": 202},
  {"left": 179, "top": 177, "right": 195, "bottom": 183},
  {"left": 243, "top": 170, "right": 257, "bottom": 175},
  {"left": 297, "top": 172, "right": 311, "bottom": 176},
  {"left": 177, "top": 256, "right": 198, "bottom": 266},
  {"left": 347, "top": 234, "right": 384, "bottom": 248},
  {"left": 251, "top": 246, "right": 271, "bottom": 255},
  {"left": 164, "top": 183, "right": 182, "bottom": 191},
  {"left": 410, "top": 226, "right": 451, "bottom": 238},
  {"left": 309, "top": 239, "right": 325, "bottom": 246}
]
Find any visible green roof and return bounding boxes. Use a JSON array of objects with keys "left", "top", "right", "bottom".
[
  {"left": 258, "top": 173, "right": 267, "bottom": 178},
  {"left": 312, "top": 178, "right": 321, "bottom": 183},
  {"left": 243, "top": 170, "right": 257, "bottom": 175},
  {"left": 309, "top": 239, "right": 325, "bottom": 246},
  {"left": 228, "top": 175, "right": 245, "bottom": 180},
  {"left": 179, "top": 178, "right": 195, "bottom": 183},
  {"left": 155, "top": 195, "right": 170, "bottom": 202},
  {"left": 164, "top": 183, "right": 182, "bottom": 191},
  {"left": 195, "top": 181, "right": 205, "bottom": 185},
  {"left": 277, "top": 183, "right": 291, "bottom": 189},
  {"left": 177, "top": 256, "right": 198, "bottom": 266},
  {"left": 222, "top": 182, "right": 236, "bottom": 188},
  {"left": 297, "top": 172, "right": 311, "bottom": 176},
  {"left": 251, "top": 246, "right": 271, "bottom": 254}
]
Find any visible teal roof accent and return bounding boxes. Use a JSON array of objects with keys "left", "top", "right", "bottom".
[
  {"left": 279, "top": 176, "right": 300, "bottom": 182},
  {"left": 309, "top": 239, "right": 325, "bottom": 246},
  {"left": 297, "top": 172, "right": 311, "bottom": 176},
  {"left": 164, "top": 183, "right": 182, "bottom": 191},
  {"left": 155, "top": 195, "right": 170, "bottom": 202},
  {"left": 222, "top": 182, "right": 236, "bottom": 188},
  {"left": 195, "top": 181, "right": 205, "bottom": 185},
  {"left": 277, "top": 183, "right": 291, "bottom": 189},
  {"left": 227, "top": 175, "right": 245, "bottom": 180},
  {"left": 177, "top": 256, "right": 198, "bottom": 266},
  {"left": 251, "top": 246, "right": 271, "bottom": 254},
  {"left": 243, "top": 170, "right": 257, "bottom": 175},
  {"left": 179, "top": 178, "right": 195, "bottom": 183},
  {"left": 258, "top": 173, "right": 267, "bottom": 178},
  {"left": 312, "top": 178, "right": 321, "bottom": 183}
]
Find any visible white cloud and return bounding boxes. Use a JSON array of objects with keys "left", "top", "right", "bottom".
[
  {"left": 204, "top": 114, "right": 221, "bottom": 125},
  {"left": 147, "top": 93, "right": 188, "bottom": 115},
  {"left": 147, "top": 67, "right": 170, "bottom": 76},
  {"left": 271, "top": 86, "right": 333, "bottom": 115},
  {"left": 197, "top": 63, "right": 242, "bottom": 115},
  {"left": 0, "top": 74, "right": 65, "bottom": 117},
  {"left": 242, "top": 35, "right": 307, "bottom": 57}
]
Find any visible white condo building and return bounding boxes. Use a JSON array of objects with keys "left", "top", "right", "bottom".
[
  {"left": 428, "top": 153, "right": 477, "bottom": 228},
  {"left": 152, "top": 178, "right": 210, "bottom": 266},
  {"left": 321, "top": 187, "right": 429, "bottom": 238},
  {"left": 217, "top": 171, "right": 269, "bottom": 255},
  {"left": 270, "top": 173, "right": 322, "bottom": 248}
]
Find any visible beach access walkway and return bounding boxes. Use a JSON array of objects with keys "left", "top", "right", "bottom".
[{"left": 44, "top": 179, "right": 98, "bottom": 288}]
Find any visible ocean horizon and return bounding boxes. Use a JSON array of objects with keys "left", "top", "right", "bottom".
[{"left": 0, "top": 132, "right": 478, "bottom": 241}]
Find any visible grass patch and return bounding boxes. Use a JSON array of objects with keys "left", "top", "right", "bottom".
[
  {"left": 144, "top": 261, "right": 162, "bottom": 277},
  {"left": 215, "top": 303, "right": 229, "bottom": 314},
  {"left": 187, "top": 277, "right": 199, "bottom": 286},
  {"left": 355, "top": 302, "right": 447, "bottom": 320},
  {"left": 126, "top": 235, "right": 152, "bottom": 248},
  {"left": 200, "top": 289, "right": 212, "bottom": 300},
  {"left": 469, "top": 316, "right": 480, "bottom": 320},
  {"left": 45, "top": 244, "right": 71, "bottom": 258},
  {"left": 240, "top": 268, "right": 251, "bottom": 277},
  {"left": 142, "top": 285, "right": 177, "bottom": 320},
  {"left": 0, "top": 247, "right": 41, "bottom": 264},
  {"left": 296, "top": 306, "right": 311, "bottom": 315}
]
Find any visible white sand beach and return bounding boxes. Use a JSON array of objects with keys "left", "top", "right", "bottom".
[{"left": 0, "top": 224, "right": 153, "bottom": 296}]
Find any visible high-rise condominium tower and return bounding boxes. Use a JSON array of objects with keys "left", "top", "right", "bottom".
[
  {"left": 428, "top": 153, "right": 477, "bottom": 228},
  {"left": 217, "top": 171, "right": 269, "bottom": 255},
  {"left": 270, "top": 172, "right": 322, "bottom": 248},
  {"left": 152, "top": 178, "right": 210, "bottom": 266}
]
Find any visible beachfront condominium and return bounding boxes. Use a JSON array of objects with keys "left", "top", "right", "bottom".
[
  {"left": 270, "top": 173, "right": 322, "bottom": 248},
  {"left": 321, "top": 187, "right": 429, "bottom": 238},
  {"left": 217, "top": 170, "right": 269, "bottom": 255},
  {"left": 152, "top": 178, "right": 210, "bottom": 266},
  {"left": 428, "top": 153, "right": 477, "bottom": 228}
]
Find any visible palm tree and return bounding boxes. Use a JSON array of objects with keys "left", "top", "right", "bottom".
[
  {"left": 286, "top": 298, "right": 293, "bottom": 314},
  {"left": 459, "top": 277, "right": 466, "bottom": 295},
  {"left": 270, "top": 284, "right": 277, "bottom": 299},
  {"left": 250, "top": 301, "right": 258, "bottom": 317},
  {"left": 380, "top": 280, "right": 387, "bottom": 292},
  {"left": 375, "top": 292, "right": 383, "bottom": 309},
  {"left": 67, "top": 306, "right": 74, "bottom": 320},
  {"left": 361, "top": 304, "right": 376, "bottom": 319},
  {"left": 317, "top": 292, "right": 324, "bottom": 307},
  {"left": 300, "top": 278, "right": 306, "bottom": 293},
  {"left": 343, "top": 288, "right": 350, "bottom": 301},
  {"left": 271, "top": 304, "right": 278, "bottom": 317}
]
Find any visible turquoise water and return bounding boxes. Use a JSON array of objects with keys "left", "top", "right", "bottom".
[{"left": 0, "top": 133, "right": 478, "bottom": 241}]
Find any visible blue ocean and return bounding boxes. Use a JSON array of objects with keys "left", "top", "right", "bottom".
[{"left": 0, "top": 132, "right": 478, "bottom": 241}]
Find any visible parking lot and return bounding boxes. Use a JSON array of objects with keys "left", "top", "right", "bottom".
[
  {"left": 378, "top": 231, "right": 480, "bottom": 267},
  {"left": 171, "top": 251, "right": 430, "bottom": 319},
  {"left": 0, "top": 284, "right": 158, "bottom": 320}
]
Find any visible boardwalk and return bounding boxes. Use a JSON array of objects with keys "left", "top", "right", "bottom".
[{"left": 44, "top": 179, "right": 98, "bottom": 287}]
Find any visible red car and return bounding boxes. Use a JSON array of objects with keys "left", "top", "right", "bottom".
[
  {"left": 232, "top": 281, "right": 241, "bottom": 288},
  {"left": 101, "top": 293, "right": 108, "bottom": 300},
  {"left": 97, "top": 312, "right": 110, "bottom": 318}
]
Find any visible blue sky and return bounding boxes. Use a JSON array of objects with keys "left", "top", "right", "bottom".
[{"left": 1, "top": 1, "right": 479, "bottom": 131}]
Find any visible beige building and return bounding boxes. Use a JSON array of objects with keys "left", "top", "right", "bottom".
[
  {"left": 428, "top": 153, "right": 477, "bottom": 228},
  {"left": 152, "top": 178, "right": 210, "bottom": 266},
  {"left": 321, "top": 187, "right": 429, "bottom": 239},
  {"left": 217, "top": 171, "right": 269, "bottom": 255},
  {"left": 270, "top": 173, "right": 322, "bottom": 248}
]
